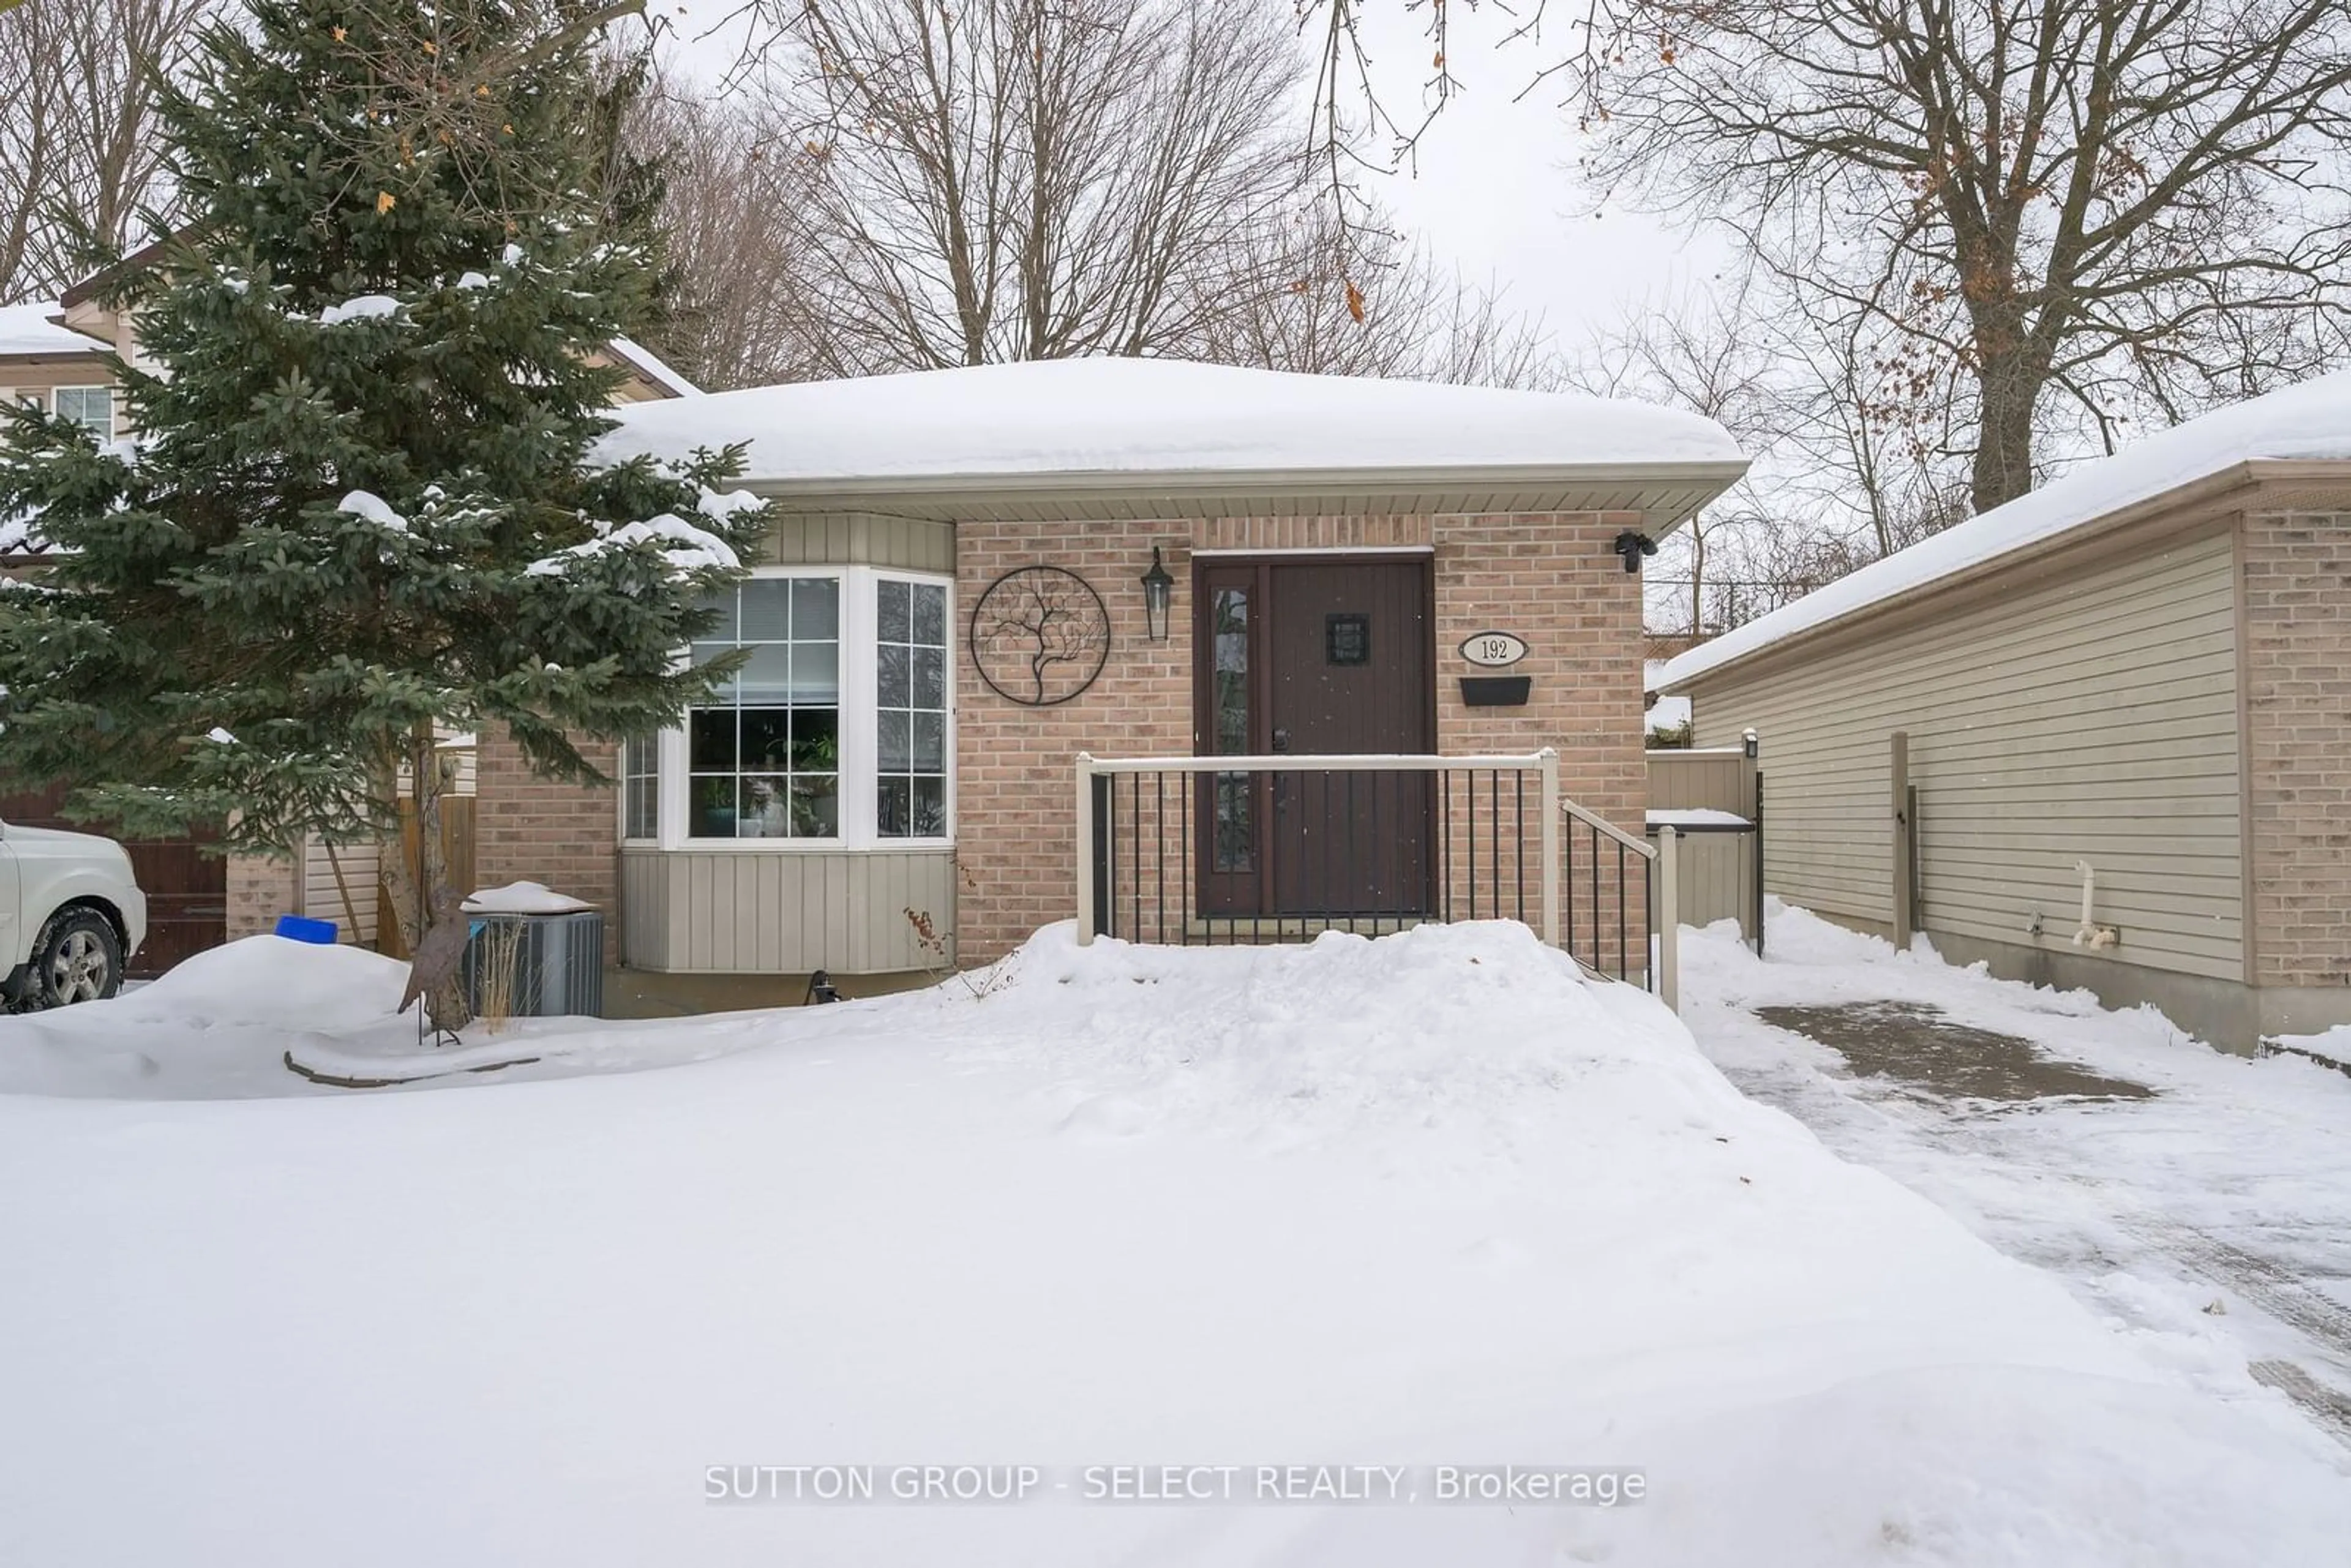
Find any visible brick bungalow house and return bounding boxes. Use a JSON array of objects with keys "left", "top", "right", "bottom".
[
  {"left": 455, "top": 357, "right": 1744, "bottom": 1010},
  {"left": 1654, "top": 370, "right": 2351, "bottom": 1051}
]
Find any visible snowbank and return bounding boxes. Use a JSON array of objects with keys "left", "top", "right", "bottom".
[
  {"left": 597, "top": 356, "right": 1744, "bottom": 486},
  {"left": 1, "top": 921, "right": 2344, "bottom": 1564},
  {"left": 0, "top": 937, "right": 411, "bottom": 1097},
  {"left": 2267, "top": 1021, "right": 2351, "bottom": 1070},
  {"left": 1660, "top": 369, "right": 2351, "bottom": 689},
  {"left": 138, "top": 934, "right": 411, "bottom": 1026}
]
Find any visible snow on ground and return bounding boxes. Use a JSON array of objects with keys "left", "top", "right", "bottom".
[
  {"left": 3, "top": 923, "right": 2346, "bottom": 1565},
  {"left": 1681, "top": 903, "right": 2351, "bottom": 1455},
  {"left": 2273, "top": 1021, "right": 2351, "bottom": 1071}
]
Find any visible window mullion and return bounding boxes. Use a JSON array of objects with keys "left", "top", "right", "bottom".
[
  {"left": 658, "top": 719, "right": 688, "bottom": 849},
  {"left": 841, "top": 568, "right": 879, "bottom": 849}
]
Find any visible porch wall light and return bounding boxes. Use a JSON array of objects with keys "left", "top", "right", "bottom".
[{"left": 1140, "top": 546, "right": 1175, "bottom": 642}]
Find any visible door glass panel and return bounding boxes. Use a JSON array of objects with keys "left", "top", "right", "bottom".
[
  {"left": 1212, "top": 587, "right": 1250, "bottom": 756},
  {"left": 1209, "top": 583, "right": 1252, "bottom": 872},
  {"left": 1325, "top": 612, "right": 1370, "bottom": 666},
  {"left": 1213, "top": 772, "right": 1253, "bottom": 873}
]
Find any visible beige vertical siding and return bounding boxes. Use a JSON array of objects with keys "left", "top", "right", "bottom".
[
  {"left": 300, "top": 838, "right": 379, "bottom": 945},
  {"left": 766, "top": 513, "right": 954, "bottom": 572},
  {"left": 1688, "top": 530, "right": 2244, "bottom": 981},
  {"left": 1648, "top": 749, "right": 1757, "bottom": 940},
  {"left": 618, "top": 847, "right": 954, "bottom": 973}
]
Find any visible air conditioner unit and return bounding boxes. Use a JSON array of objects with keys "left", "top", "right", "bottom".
[{"left": 463, "top": 909, "right": 604, "bottom": 1018}]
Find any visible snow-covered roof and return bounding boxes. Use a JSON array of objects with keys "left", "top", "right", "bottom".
[
  {"left": 596, "top": 357, "right": 1744, "bottom": 494},
  {"left": 1659, "top": 370, "right": 2351, "bottom": 691},
  {"left": 606, "top": 336, "right": 700, "bottom": 398},
  {"left": 0, "top": 302, "right": 107, "bottom": 360}
]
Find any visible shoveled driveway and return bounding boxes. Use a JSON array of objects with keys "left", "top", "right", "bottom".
[{"left": 1679, "top": 907, "right": 2351, "bottom": 1453}]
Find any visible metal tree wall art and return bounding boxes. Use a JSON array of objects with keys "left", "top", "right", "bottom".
[{"left": 969, "top": 565, "right": 1111, "bottom": 705}]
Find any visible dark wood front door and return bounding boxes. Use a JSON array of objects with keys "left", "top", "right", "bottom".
[
  {"left": 0, "top": 787, "right": 227, "bottom": 978},
  {"left": 1194, "top": 556, "right": 1435, "bottom": 921}
]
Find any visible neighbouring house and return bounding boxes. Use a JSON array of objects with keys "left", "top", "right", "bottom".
[
  {"left": 1653, "top": 370, "right": 2351, "bottom": 1052},
  {"left": 456, "top": 356, "right": 1745, "bottom": 1011},
  {"left": 0, "top": 280, "right": 698, "bottom": 973}
]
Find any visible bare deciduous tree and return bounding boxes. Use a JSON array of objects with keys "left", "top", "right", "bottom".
[
  {"left": 1201, "top": 207, "right": 1566, "bottom": 388},
  {"left": 768, "top": 0, "right": 1304, "bottom": 373},
  {"left": 1570, "top": 279, "right": 1789, "bottom": 633},
  {"left": 622, "top": 77, "right": 827, "bottom": 389},
  {"left": 1307, "top": 0, "right": 2351, "bottom": 514},
  {"left": 0, "top": 0, "right": 212, "bottom": 302},
  {"left": 678, "top": 0, "right": 1554, "bottom": 384}
]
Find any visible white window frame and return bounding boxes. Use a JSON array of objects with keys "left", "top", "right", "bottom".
[
  {"left": 624, "top": 564, "right": 956, "bottom": 852},
  {"left": 618, "top": 732, "right": 661, "bottom": 846},
  {"left": 51, "top": 384, "right": 114, "bottom": 440}
]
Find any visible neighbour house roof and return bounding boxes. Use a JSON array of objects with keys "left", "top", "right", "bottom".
[
  {"left": 604, "top": 336, "right": 700, "bottom": 399},
  {"left": 56, "top": 234, "right": 695, "bottom": 400},
  {"left": 0, "top": 302, "right": 109, "bottom": 361},
  {"left": 1657, "top": 369, "right": 2351, "bottom": 692},
  {"left": 596, "top": 357, "right": 1747, "bottom": 523}
]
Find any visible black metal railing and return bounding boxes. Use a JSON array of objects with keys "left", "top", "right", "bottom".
[
  {"left": 1082, "top": 760, "right": 1523, "bottom": 943},
  {"left": 1073, "top": 751, "right": 1662, "bottom": 993},
  {"left": 1562, "top": 799, "right": 1655, "bottom": 988}
]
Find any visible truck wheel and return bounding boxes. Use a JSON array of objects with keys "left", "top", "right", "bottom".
[{"left": 31, "top": 908, "right": 122, "bottom": 1007}]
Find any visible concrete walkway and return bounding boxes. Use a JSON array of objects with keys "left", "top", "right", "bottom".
[{"left": 1681, "top": 907, "right": 2351, "bottom": 1455}]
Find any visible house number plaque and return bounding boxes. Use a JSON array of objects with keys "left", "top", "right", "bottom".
[{"left": 1458, "top": 631, "right": 1528, "bottom": 668}]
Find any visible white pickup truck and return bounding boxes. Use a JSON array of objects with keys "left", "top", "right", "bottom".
[{"left": 0, "top": 820, "right": 147, "bottom": 1008}]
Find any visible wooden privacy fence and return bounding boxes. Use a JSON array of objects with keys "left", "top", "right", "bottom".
[
  {"left": 0, "top": 786, "right": 226, "bottom": 977},
  {"left": 1645, "top": 743, "right": 1764, "bottom": 952},
  {"left": 375, "top": 797, "right": 476, "bottom": 961}
]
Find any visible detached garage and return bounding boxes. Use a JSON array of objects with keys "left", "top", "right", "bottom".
[{"left": 1654, "top": 372, "right": 2351, "bottom": 1052}]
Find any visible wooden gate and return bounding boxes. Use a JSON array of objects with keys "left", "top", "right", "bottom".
[
  {"left": 375, "top": 797, "right": 477, "bottom": 961},
  {"left": 0, "top": 787, "right": 227, "bottom": 977},
  {"left": 1646, "top": 747, "right": 1762, "bottom": 948}
]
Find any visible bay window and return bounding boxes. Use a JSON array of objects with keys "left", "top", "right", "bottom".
[
  {"left": 624, "top": 566, "right": 954, "bottom": 849},
  {"left": 620, "top": 732, "right": 659, "bottom": 842},
  {"left": 875, "top": 579, "right": 949, "bottom": 838},
  {"left": 688, "top": 576, "right": 841, "bottom": 839}
]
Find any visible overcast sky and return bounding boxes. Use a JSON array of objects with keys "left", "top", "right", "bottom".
[{"left": 653, "top": 1, "right": 1723, "bottom": 358}]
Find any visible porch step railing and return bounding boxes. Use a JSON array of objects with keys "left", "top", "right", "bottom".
[{"left": 1072, "top": 749, "right": 1679, "bottom": 1006}]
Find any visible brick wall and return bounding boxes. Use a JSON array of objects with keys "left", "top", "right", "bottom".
[
  {"left": 954, "top": 511, "right": 1651, "bottom": 964},
  {"left": 956, "top": 519, "right": 1194, "bottom": 961},
  {"left": 224, "top": 853, "right": 299, "bottom": 941},
  {"left": 2242, "top": 509, "right": 2351, "bottom": 988},
  {"left": 473, "top": 727, "right": 620, "bottom": 955}
]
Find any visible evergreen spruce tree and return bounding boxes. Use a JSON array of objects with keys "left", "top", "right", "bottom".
[{"left": 0, "top": 0, "right": 765, "bottom": 1021}]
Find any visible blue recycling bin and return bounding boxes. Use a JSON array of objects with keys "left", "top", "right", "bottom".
[{"left": 275, "top": 914, "right": 339, "bottom": 945}]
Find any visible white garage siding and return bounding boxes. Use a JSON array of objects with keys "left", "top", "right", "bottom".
[{"left": 1689, "top": 529, "right": 2245, "bottom": 983}]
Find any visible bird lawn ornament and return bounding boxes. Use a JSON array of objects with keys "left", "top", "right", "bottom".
[{"left": 399, "top": 883, "right": 473, "bottom": 1020}]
